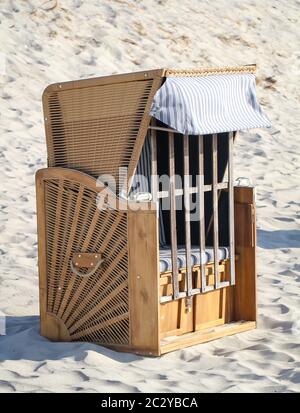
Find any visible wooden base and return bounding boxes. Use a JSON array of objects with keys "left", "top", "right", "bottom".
[
  {"left": 160, "top": 320, "right": 256, "bottom": 354},
  {"left": 96, "top": 320, "right": 256, "bottom": 356},
  {"left": 37, "top": 176, "right": 257, "bottom": 356}
]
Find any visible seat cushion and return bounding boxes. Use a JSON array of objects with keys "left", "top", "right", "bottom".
[{"left": 159, "top": 245, "right": 229, "bottom": 273}]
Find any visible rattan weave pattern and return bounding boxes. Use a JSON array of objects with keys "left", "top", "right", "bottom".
[
  {"left": 165, "top": 65, "right": 256, "bottom": 77},
  {"left": 43, "top": 176, "right": 129, "bottom": 345},
  {"left": 44, "top": 78, "right": 157, "bottom": 193}
]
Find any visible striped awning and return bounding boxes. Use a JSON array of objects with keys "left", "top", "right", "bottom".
[{"left": 150, "top": 73, "right": 271, "bottom": 135}]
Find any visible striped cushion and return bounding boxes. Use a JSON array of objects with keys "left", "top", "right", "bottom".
[
  {"left": 150, "top": 74, "right": 271, "bottom": 135},
  {"left": 159, "top": 245, "right": 229, "bottom": 273}
]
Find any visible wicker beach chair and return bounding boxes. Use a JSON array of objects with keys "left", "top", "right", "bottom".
[{"left": 36, "top": 66, "right": 270, "bottom": 355}]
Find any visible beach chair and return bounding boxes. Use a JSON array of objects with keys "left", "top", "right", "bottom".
[{"left": 36, "top": 66, "right": 270, "bottom": 355}]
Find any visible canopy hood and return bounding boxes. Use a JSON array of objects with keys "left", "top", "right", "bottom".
[{"left": 150, "top": 72, "right": 271, "bottom": 135}]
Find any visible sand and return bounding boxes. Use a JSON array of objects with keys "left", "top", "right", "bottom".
[{"left": 0, "top": 0, "right": 300, "bottom": 393}]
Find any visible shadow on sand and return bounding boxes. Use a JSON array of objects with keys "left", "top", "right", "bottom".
[
  {"left": 257, "top": 229, "right": 300, "bottom": 249},
  {"left": 0, "top": 316, "right": 140, "bottom": 362}
]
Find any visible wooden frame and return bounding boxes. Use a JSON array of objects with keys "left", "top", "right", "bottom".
[
  {"left": 36, "top": 167, "right": 257, "bottom": 356},
  {"left": 127, "top": 206, "right": 160, "bottom": 355},
  {"left": 152, "top": 128, "right": 236, "bottom": 303},
  {"left": 158, "top": 185, "right": 257, "bottom": 354}
]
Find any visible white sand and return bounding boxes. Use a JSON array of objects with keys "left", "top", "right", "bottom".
[{"left": 0, "top": 0, "right": 300, "bottom": 393}]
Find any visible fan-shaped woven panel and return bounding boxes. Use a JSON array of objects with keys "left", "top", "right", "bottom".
[
  {"left": 43, "top": 173, "right": 129, "bottom": 345},
  {"left": 43, "top": 71, "right": 163, "bottom": 193}
]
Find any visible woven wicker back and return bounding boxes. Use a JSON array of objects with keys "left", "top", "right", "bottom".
[{"left": 43, "top": 70, "right": 164, "bottom": 193}]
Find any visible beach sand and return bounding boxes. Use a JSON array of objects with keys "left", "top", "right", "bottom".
[{"left": 0, "top": 0, "right": 299, "bottom": 392}]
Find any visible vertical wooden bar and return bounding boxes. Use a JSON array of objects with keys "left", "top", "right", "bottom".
[
  {"left": 168, "top": 132, "right": 179, "bottom": 299},
  {"left": 183, "top": 134, "right": 192, "bottom": 297},
  {"left": 198, "top": 135, "right": 213, "bottom": 293},
  {"left": 234, "top": 187, "right": 257, "bottom": 322},
  {"left": 228, "top": 132, "right": 235, "bottom": 285},
  {"left": 212, "top": 134, "right": 220, "bottom": 289},
  {"left": 128, "top": 205, "right": 160, "bottom": 356}
]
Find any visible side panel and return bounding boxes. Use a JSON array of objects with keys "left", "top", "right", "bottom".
[
  {"left": 234, "top": 186, "right": 257, "bottom": 322},
  {"left": 36, "top": 168, "right": 132, "bottom": 346},
  {"left": 128, "top": 206, "right": 160, "bottom": 355}
]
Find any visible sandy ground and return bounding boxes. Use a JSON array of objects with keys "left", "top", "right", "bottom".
[{"left": 0, "top": 0, "right": 300, "bottom": 393}]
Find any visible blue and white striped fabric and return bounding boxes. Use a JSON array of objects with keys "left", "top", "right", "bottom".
[
  {"left": 159, "top": 246, "right": 229, "bottom": 273},
  {"left": 150, "top": 74, "right": 271, "bottom": 135}
]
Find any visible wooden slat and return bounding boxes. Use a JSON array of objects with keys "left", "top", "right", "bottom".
[
  {"left": 212, "top": 134, "right": 220, "bottom": 289},
  {"left": 157, "top": 183, "right": 228, "bottom": 199},
  {"left": 148, "top": 125, "right": 177, "bottom": 133},
  {"left": 46, "top": 180, "right": 64, "bottom": 313},
  {"left": 68, "top": 279, "right": 128, "bottom": 333},
  {"left": 61, "top": 210, "right": 119, "bottom": 324},
  {"left": 59, "top": 207, "right": 101, "bottom": 320},
  {"left": 208, "top": 182, "right": 228, "bottom": 191},
  {"left": 198, "top": 135, "right": 212, "bottom": 293},
  {"left": 228, "top": 132, "right": 235, "bottom": 285},
  {"left": 160, "top": 257, "right": 237, "bottom": 341},
  {"left": 71, "top": 312, "right": 129, "bottom": 340},
  {"left": 168, "top": 132, "right": 179, "bottom": 299},
  {"left": 158, "top": 188, "right": 196, "bottom": 199},
  {"left": 160, "top": 321, "right": 256, "bottom": 354},
  {"left": 160, "top": 292, "right": 186, "bottom": 303},
  {"left": 198, "top": 135, "right": 206, "bottom": 292},
  {"left": 212, "top": 134, "right": 230, "bottom": 290},
  {"left": 64, "top": 219, "right": 126, "bottom": 328},
  {"left": 55, "top": 186, "right": 84, "bottom": 316},
  {"left": 160, "top": 263, "right": 226, "bottom": 286},
  {"left": 183, "top": 134, "right": 192, "bottom": 296}
]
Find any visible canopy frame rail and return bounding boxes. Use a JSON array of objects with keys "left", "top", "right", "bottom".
[{"left": 148, "top": 125, "right": 235, "bottom": 303}]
